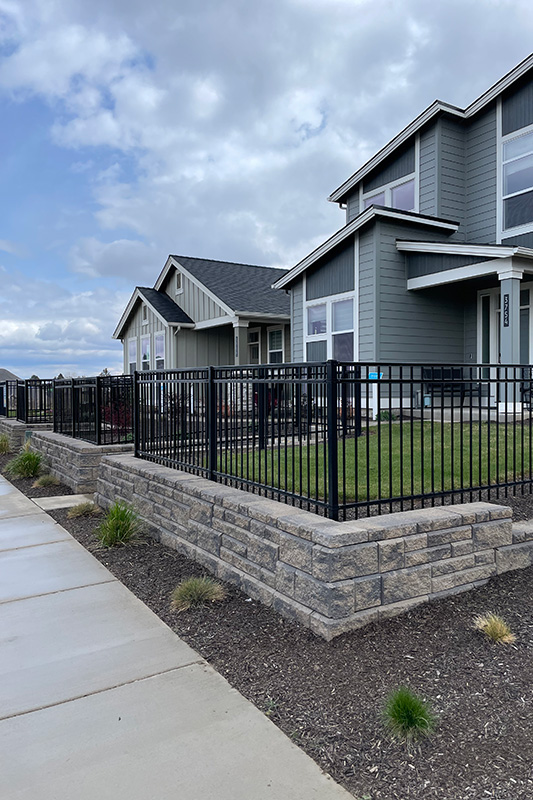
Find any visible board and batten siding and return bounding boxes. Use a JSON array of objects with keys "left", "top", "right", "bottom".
[
  {"left": 419, "top": 125, "right": 437, "bottom": 217},
  {"left": 406, "top": 252, "right": 486, "bottom": 280},
  {"left": 121, "top": 302, "right": 168, "bottom": 373},
  {"left": 176, "top": 327, "right": 233, "bottom": 369},
  {"left": 375, "top": 220, "right": 465, "bottom": 363},
  {"left": 363, "top": 145, "right": 415, "bottom": 194},
  {"left": 290, "top": 282, "right": 304, "bottom": 361},
  {"left": 163, "top": 272, "right": 227, "bottom": 323},
  {"left": 438, "top": 117, "right": 466, "bottom": 240},
  {"left": 305, "top": 242, "right": 355, "bottom": 300},
  {"left": 465, "top": 106, "right": 497, "bottom": 243},
  {"left": 463, "top": 291, "right": 478, "bottom": 363},
  {"left": 502, "top": 79, "right": 533, "bottom": 136}
]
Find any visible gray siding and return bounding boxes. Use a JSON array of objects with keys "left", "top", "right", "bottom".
[
  {"left": 375, "top": 221, "right": 465, "bottom": 362},
  {"left": 306, "top": 242, "right": 355, "bottom": 300},
  {"left": 419, "top": 125, "right": 437, "bottom": 216},
  {"left": 465, "top": 106, "right": 497, "bottom": 243},
  {"left": 346, "top": 191, "right": 360, "bottom": 223},
  {"left": 463, "top": 291, "right": 478, "bottom": 362},
  {"left": 363, "top": 145, "right": 415, "bottom": 193},
  {"left": 438, "top": 118, "right": 466, "bottom": 239},
  {"left": 406, "top": 253, "right": 486, "bottom": 279},
  {"left": 501, "top": 231, "right": 533, "bottom": 247},
  {"left": 358, "top": 228, "right": 375, "bottom": 361},
  {"left": 290, "top": 282, "right": 304, "bottom": 361},
  {"left": 502, "top": 80, "right": 533, "bottom": 135},
  {"left": 163, "top": 271, "right": 227, "bottom": 322},
  {"left": 176, "top": 327, "right": 233, "bottom": 368},
  {"left": 121, "top": 300, "right": 168, "bottom": 373}
]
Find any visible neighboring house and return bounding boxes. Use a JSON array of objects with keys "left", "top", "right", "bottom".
[
  {"left": 0, "top": 369, "right": 19, "bottom": 381},
  {"left": 114, "top": 255, "right": 290, "bottom": 372},
  {"left": 273, "top": 52, "right": 533, "bottom": 373}
]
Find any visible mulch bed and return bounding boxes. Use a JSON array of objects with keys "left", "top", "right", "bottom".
[
  {"left": 2, "top": 455, "right": 533, "bottom": 798},
  {"left": 0, "top": 453, "right": 74, "bottom": 498}
]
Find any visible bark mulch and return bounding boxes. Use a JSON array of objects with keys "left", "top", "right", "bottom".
[
  {"left": 0, "top": 452, "right": 74, "bottom": 498},
  {"left": 2, "top": 454, "right": 533, "bottom": 799}
]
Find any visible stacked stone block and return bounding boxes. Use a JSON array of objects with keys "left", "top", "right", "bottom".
[
  {"left": 95, "top": 453, "right": 533, "bottom": 640},
  {"left": 0, "top": 418, "right": 53, "bottom": 451}
]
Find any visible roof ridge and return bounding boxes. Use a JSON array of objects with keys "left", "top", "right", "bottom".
[{"left": 171, "top": 254, "right": 286, "bottom": 272}]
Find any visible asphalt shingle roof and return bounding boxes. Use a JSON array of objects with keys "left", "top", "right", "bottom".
[
  {"left": 0, "top": 368, "right": 19, "bottom": 381},
  {"left": 137, "top": 288, "right": 194, "bottom": 325},
  {"left": 170, "top": 256, "right": 290, "bottom": 316}
]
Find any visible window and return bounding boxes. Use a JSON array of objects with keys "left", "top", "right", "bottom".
[
  {"left": 128, "top": 339, "right": 137, "bottom": 374},
  {"left": 363, "top": 177, "right": 415, "bottom": 212},
  {"left": 268, "top": 329, "right": 283, "bottom": 364},
  {"left": 305, "top": 294, "right": 355, "bottom": 362},
  {"left": 141, "top": 336, "right": 150, "bottom": 371},
  {"left": 142, "top": 304, "right": 148, "bottom": 323},
  {"left": 155, "top": 333, "right": 165, "bottom": 370},
  {"left": 175, "top": 272, "right": 182, "bottom": 294},
  {"left": 502, "top": 129, "right": 533, "bottom": 230},
  {"left": 248, "top": 329, "right": 260, "bottom": 364}
]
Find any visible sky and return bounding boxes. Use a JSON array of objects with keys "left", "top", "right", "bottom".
[{"left": 1, "top": 0, "right": 533, "bottom": 377}]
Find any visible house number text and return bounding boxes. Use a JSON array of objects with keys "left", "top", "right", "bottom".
[{"left": 503, "top": 294, "right": 510, "bottom": 327}]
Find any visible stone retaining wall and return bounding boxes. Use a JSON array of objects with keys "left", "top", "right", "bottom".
[
  {"left": 29, "top": 431, "right": 134, "bottom": 493},
  {"left": 96, "top": 453, "right": 533, "bottom": 639},
  {"left": 0, "top": 418, "right": 53, "bottom": 450}
]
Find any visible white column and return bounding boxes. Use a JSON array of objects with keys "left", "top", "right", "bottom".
[{"left": 498, "top": 264, "right": 524, "bottom": 411}]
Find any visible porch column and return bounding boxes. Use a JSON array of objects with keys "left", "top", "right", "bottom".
[
  {"left": 233, "top": 319, "right": 249, "bottom": 366},
  {"left": 498, "top": 263, "right": 524, "bottom": 409}
]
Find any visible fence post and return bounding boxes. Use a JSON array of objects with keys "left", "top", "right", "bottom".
[
  {"left": 258, "top": 367, "right": 266, "bottom": 451},
  {"left": 95, "top": 376, "right": 102, "bottom": 446},
  {"left": 326, "top": 359, "right": 339, "bottom": 520},
  {"left": 207, "top": 366, "right": 217, "bottom": 481},
  {"left": 133, "top": 371, "right": 140, "bottom": 457}
]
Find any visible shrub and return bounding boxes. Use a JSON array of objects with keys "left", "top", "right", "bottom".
[
  {"left": 170, "top": 576, "right": 226, "bottom": 612},
  {"left": 5, "top": 449, "right": 43, "bottom": 478},
  {"left": 95, "top": 501, "right": 140, "bottom": 547},
  {"left": 383, "top": 687, "right": 436, "bottom": 742},
  {"left": 32, "top": 473, "right": 60, "bottom": 488},
  {"left": 67, "top": 501, "right": 101, "bottom": 519},
  {"left": 377, "top": 410, "right": 397, "bottom": 422},
  {"left": 474, "top": 612, "right": 516, "bottom": 644},
  {"left": 0, "top": 434, "right": 10, "bottom": 454}
]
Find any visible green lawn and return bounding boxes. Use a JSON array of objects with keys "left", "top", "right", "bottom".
[{"left": 222, "top": 421, "right": 533, "bottom": 503}]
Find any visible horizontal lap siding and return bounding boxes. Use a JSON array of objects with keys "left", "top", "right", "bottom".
[
  {"left": 376, "top": 221, "right": 464, "bottom": 362},
  {"left": 419, "top": 126, "right": 437, "bottom": 216},
  {"left": 291, "top": 281, "right": 304, "bottom": 361},
  {"left": 439, "top": 118, "right": 466, "bottom": 240},
  {"left": 466, "top": 107, "right": 497, "bottom": 243},
  {"left": 358, "top": 228, "right": 375, "bottom": 361},
  {"left": 346, "top": 191, "right": 359, "bottom": 223}
]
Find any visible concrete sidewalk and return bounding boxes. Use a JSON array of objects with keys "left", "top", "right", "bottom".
[{"left": 0, "top": 475, "right": 353, "bottom": 800}]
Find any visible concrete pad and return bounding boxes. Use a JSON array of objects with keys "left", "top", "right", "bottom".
[
  {"left": 0, "top": 539, "right": 114, "bottom": 603},
  {"left": 0, "top": 513, "right": 70, "bottom": 551},
  {"left": 0, "top": 665, "right": 352, "bottom": 800},
  {"left": 0, "top": 581, "right": 201, "bottom": 719},
  {"left": 33, "top": 494, "right": 94, "bottom": 511},
  {"left": 0, "top": 479, "right": 41, "bottom": 520}
]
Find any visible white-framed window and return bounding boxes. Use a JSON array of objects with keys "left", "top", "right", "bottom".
[
  {"left": 268, "top": 328, "right": 284, "bottom": 364},
  {"left": 248, "top": 329, "right": 260, "bottom": 364},
  {"left": 128, "top": 338, "right": 137, "bottom": 374},
  {"left": 175, "top": 271, "right": 183, "bottom": 295},
  {"left": 155, "top": 333, "right": 165, "bottom": 370},
  {"left": 142, "top": 303, "right": 148, "bottom": 324},
  {"left": 305, "top": 291, "right": 355, "bottom": 362},
  {"left": 362, "top": 175, "right": 416, "bottom": 213},
  {"left": 141, "top": 335, "right": 150, "bottom": 371},
  {"left": 501, "top": 126, "right": 533, "bottom": 233}
]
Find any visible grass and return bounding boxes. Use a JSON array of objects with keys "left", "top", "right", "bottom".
[
  {"left": 0, "top": 434, "right": 10, "bottom": 454},
  {"left": 383, "top": 687, "right": 436, "bottom": 742},
  {"left": 32, "top": 473, "right": 60, "bottom": 488},
  {"left": 473, "top": 612, "right": 516, "bottom": 644},
  {"left": 95, "top": 501, "right": 140, "bottom": 547},
  {"left": 225, "top": 420, "right": 533, "bottom": 503},
  {"left": 5, "top": 448, "right": 43, "bottom": 478},
  {"left": 170, "top": 576, "right": 226, "bottom": 612},
  {"left": 67, "top": 501, "right": 101, "bottom": 519}
]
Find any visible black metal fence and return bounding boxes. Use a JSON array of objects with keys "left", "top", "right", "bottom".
[
  {"left": 0, "top": 381, "right": 17, "bottom": 418},
  {"left": 136, "top": 362, "right": 533, "bottom": 520},
  {"left": 16, "top": 380, "right": 54, "bottom": 424},
  {"left": 54, "top": 376, "right": 133, "bottom": 445}
]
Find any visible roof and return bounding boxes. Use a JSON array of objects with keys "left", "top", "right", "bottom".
[
  {"left": 167, "top": 256, "right": 290, "bottom": 316},
  {"left": 137, "top": 288, "right": 194, "bottom": 325},
  {"left": 272, "top": 206, "right": 459, "bottom": 290},
  {"left": 0, "top": 368, "right": 19, "bottom": 381},
  {"left": 329, "top": 52, "right": 533, "bottom": 204}
]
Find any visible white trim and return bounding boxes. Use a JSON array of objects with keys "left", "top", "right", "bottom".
[
  {"left": 154, "top": 331, "right": 165, "bottom": 370},
  {"left": 272, "top": 207, "right": 458, "bottom": 290},
  {"left": 414, "top": 133, "right": 420, "bottom": 213},
  {"left": 303, "top": 289, "right": 356, "bottom": 361},
  {"left": 498, "top": 267, "right": 524, "bottom": 281},
  {"left": 193, "top": 315, "right": 236, "bottom": 330},
  {"left": 407, "top": 259, "right": 512, "bottom": 290},
  {"left": 140, "top": 334, "right": 151, "bottom": 371},
  {"left": 127, "top": 337, "right": 137, "bottom": 373},
  {"left": 247, "top": 326, "right": 261, "bottom": 364},
  {"left": 361, "top": 174, "right": 416, "bottom": 213},
  {"left": 113, "top": 287, "right": 174, "bottom": 339},
  {"left": 354, "top": 233, "right": 360, "bottom": 361},
  {"left": 397, "top": 240, "right": 518, "bottom": 257},
  {"left": 232, "top": 319, "right": 249, "bottom": 328},
  {"left": 267, "top": 325, "right": 285, "bottom": 364}
]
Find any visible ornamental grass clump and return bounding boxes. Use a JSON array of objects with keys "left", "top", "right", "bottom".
[
  {"left": 474, "top": 612, "right": 516, "bottom": 644},
  {"left": 5, "top": 448, "right": 43, "bottom": 478},
  {"left": 32, "top": 473, "right": 60, "bottom": 488},
  {"left": 95, "top": 501, "right": 140, "bottom": 547},
  {"left": 170, "top": 576, "right": 226, "bottom": 612},
  {"left": 0, "top": 434, "right": 10, "bottom": 454},
  {"left": 67, "top": 501, "right": 101, "bottom": 519},
  {"left": 383, "top": 687, "right": 436, "bottom": 742}
]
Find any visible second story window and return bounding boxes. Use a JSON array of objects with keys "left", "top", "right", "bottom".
[
  {"left": 502, "top": 129, "right": 533, "bottom": 231},
  {"left": 363, "top": 176, "right": 415, "bottom": 213}
]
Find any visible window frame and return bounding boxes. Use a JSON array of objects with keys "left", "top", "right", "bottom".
[
  {"left": 501, "top": 121, "right": 533, "bottom": 235},
  {"left": 175, "top": 271, "right": 183, "bottom": 296},
  {"left": 154, "top": 332, "right": 165, "bottom": 370},
  {"left": 140, "top": 334, "right": 151, "bottom": 371},
  {"left": 142, "top": 303, "right": 148, "bottom": 324},
  {"left": 267, "top": 326, "right": 284, "bottom": 364},
  {"left": 362, "top": 173, "right": 417, "bottom": 213},
  {"left": 247, "top": 327, "right": 261, "bottom": 364},
  {"left": 127, "top": 337, "right": 137, "bottom": 374},
  {"left": 304, "top": 289, "right": 356, "bottom": 362}
]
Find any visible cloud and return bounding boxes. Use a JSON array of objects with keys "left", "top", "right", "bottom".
[
  {"left": 0, "top": 238, "right": 26, "bottom": 256},
  {"left": 68, "top": 236, "right": 159, "bottom": 280}
]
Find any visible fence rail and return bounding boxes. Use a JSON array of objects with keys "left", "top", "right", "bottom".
[
  {"left": 136, "top": 361, "right": 533, "bottom": 520},
  {"left": 16, "top": 380, "right": 54, "bottom": 424},
  {"left": 54, "top": 376, "right": 133, "bottom": 445}
]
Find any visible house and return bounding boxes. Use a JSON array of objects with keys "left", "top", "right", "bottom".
[
  {"left": 0, "top": 369, "right": 19, "bottom": 382},
  {"left": 273, "top": 52, "right": 533, "bottom": 377},
  {"left": 114, "top": 255, "right": 290, "bottom": 372}
]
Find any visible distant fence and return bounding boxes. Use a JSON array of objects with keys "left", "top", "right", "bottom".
[
  {"left": 0, "top": 380, "right": 17, "bottom": 418},
  {"left": 16, "top": 380, "right": 54, "bottom": 424}
]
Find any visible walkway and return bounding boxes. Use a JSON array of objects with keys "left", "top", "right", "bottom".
[{"left": 0, "top": 475, "right": 352, "bottom": 799}]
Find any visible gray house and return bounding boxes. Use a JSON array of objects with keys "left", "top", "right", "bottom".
[
  {"left": 114, "top": 255, "right": 290, "bottom": 372},
  {"left": 273, "top": 53, "right": 533, "bottom": 378}
]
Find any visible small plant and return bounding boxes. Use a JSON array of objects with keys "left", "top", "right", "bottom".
[
  {"left": 95, "top": 501, "right": 140, "bottom": 547},
  {"left": 383, "top": 687, "right": 436, "bottom": 742},
  {"left": 0, "top": 433, "right": 10, "bottom": 454},
  {"left": 32, "top": 473, "right": 60, "bottom": 488},
  {"left": 474, "top": 612, "right": 516, "bottom": 644},
  {"left": 377, "top": 410, "right": 397, "bottom": 422},
  {"left": 67, "top": 501, "right": 101, "bottom": 519},
  {"left": 5, "top": 448, "right": 43, "bottom": 478},
  {"left": 170, "top": 576, "right": 226, "bottom": 612}
]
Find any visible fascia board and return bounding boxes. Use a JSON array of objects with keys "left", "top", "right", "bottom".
[
  {"left": 161, "top": 256, "right": 235, "bottom": 317},
  {"left": 397, "top": 241, "right": 518, "bottom": 258},
  {"left": 112, "top": 288, "right": 171, "bottom": 339}
]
